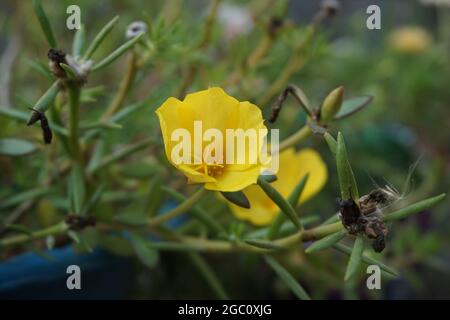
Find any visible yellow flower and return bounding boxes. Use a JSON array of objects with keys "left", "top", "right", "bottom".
[
  {"left": 389, "top": 26, "right": 431, "bottom": 54},
  {"left": 156, "top": 87, "right": 268, "bottom": 192},
  {"left": 227, "top": 148, "right": 327, "bottom": 225}
]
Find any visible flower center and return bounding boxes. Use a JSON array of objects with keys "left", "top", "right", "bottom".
[
  {"left": 206, "top": 163, "right": 224, "bottom": 178},
  {"left": 191, "top": 162, "right": 225, "bottom": 178}
]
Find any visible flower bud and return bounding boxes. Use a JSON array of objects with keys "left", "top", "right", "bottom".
[
  {"left": 320, "top": 86, "right": 344, "bottom": 123},
  {"left": 321, "top": 0, "right": 341, "bottom": 17},
  {"left": 126, "top": 21, "right": 147, "bottom": 39},
  {"left": 389, "top": 26, "right": 431, "bottom": 54}
]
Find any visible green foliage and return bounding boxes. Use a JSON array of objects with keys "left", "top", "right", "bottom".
[
  {"left": 0, "top": 138, "right": 36, "bottom": 156},
  {"left": 0, "top": 0, "right": 448, "bottom": 300}
]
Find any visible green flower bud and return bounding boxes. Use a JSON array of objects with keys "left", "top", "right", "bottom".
[{"left": 320, "top": 86, "right": 344, "bottom": 123}]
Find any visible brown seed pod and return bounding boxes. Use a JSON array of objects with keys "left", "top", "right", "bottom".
[
  {"left": 372, "top": 235, "right": 386, "bottom": 253},
  {"left": 268, "top": 17, "right": 284, "bottom": 37},
  {"left": 338, "top": 186, "right": 395, "bottom": 253},
  {"left": 65, "top": 214, "right": 96, "bottom": 231},
  {"left": 337, "top": 198, "right": 362, "bottom": 234},
  {"left": 48, "top": 48, "right": 67, "bottom": 78},
  {"left": 27, "top": 108, "right": 53, "bottom": 144}
]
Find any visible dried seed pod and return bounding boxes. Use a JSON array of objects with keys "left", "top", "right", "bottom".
[
  {"left": 372, "top": 235, "right": 386, "bottom": 253},
  {"left": 337, "top": 198, "right": 362, "bottom": 234},
  {"left": 39, "top": 112, "right": 52, "bottom": 144},
  {"left": 65, "top": 214, "right": 96, "bottom": 231},
  {"left": 48, "top": 48, "right": 67, "bottom": 78},
  {"left": 27, "top": 108, "right": 53, "bottom": 144},
  {"left": 27, "top": 110, "right": 42, "bottom": 126},
  {"left": 268, "top": 17, "right": 284, "bottom": 37},
  {"left": 338, "top": 186, "right": 392, "bottom": 252},
  {"left": 126, "top": 21, "right": 147, "bottom": 39},
  {"left": 269, "top": 85, "right": 312, "bottom": 123},
  {"left": 321, "top": 0, "right": 341, "bottom": 17}
]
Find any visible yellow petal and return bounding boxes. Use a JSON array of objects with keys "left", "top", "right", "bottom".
[
  {"left": 229, "top": 199, "right": 277, "bottom": 226},
  {"left": 155, "top": 97, "right": 195, "bottom": 163},
  {"left": 184, "top": 87, "right": 240, "bottom": 132},
  {"left": 204, "top": 165, "right": 261, "bottom": 192},
  {"left": 226, "top": 148, "right": 328, "bottom": 225},
  {"left": 266, "top": 148, "right": 328, "bottom": 203},
  {"left": 155, "top": 87, "right": 269, "bottom": 192}
]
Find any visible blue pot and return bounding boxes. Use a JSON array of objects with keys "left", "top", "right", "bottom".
[
  {"left": 0, "top": 245, "right": 134, "bottom": 299},
  {"left": 0, "top": 202, "right": 184, "bottom": 299}
]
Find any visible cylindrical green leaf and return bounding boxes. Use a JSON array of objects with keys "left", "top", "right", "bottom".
[
  {"left": 0, "top": 138, "right": 37, "bottom": 156},
  {"left": 92, "top": 33, "right": 143, "bottom": 72},
  {"left": 334, "top": 243, "right": 399, "bottom": 277},
  {"left": 344, "top": 236, "right": 364, "bottom": 281},
  {"left": 384, "top": 193, "right": 446, "bottom": 222},
  {"left": 257, "top": 177, "right": 302, "bottom": 231},
  {"left": 27, "top": 81, "right": 61, "bottom": 125},
  {"left": 267, "top": 174, "right": 309, "bottom": 239},
  {"left": 84, "top": 16, "right": 119, "bottom": 59},
  {"left": 265, "top": 256, "right": 311, "bottom": 300},
  {"left": 220, "top": 191, "right": 250, "bottom": 209},
  {"left": 81, "top": 184, "right": 105, "bottom": 216},
  {"left": 334, "top": 96, "right": 373, "bottom": 120},
  {"left": 32, "top": 0, "right": 57, "bottom": 48},
  {"left": 72, "top": 25, "right": 86, "bottom": 58},
  {"left": 324, "top": 132, "right": 337, "bottom": 155},
  {"left": 0, "top": 106, "right": 67, "bottom": 136},
  {"left": 0, "top": 188, "right": 50, "bottom": 209},
  {"left": 59, "top": 63, "right": 77, "bottom": 79},
  {"left": 259, "top": 174, "right": 277, "bottom": 183},
  {"left": 336, "top": 132, "right": 359, "bottom": 200},
  {"left": 288, "top": 173, "right": 309, "bottom": 207},
  {"left": 189, "top": 253, "right": 230, "bottom": 299},
  {"left": 306, "top": 229, "right": 347, "bottom": 254}
]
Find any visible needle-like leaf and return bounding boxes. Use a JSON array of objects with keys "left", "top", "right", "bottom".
[
  {"left": 336, "top": 132, "right": 359, "bottom": 200},
  {"left": 265, "top": 256, "right": 311, "bottom": 300},
  {"left": 344, "top": 236, "right": 364, "bottom": 281},
  {"left": 32, "top": 0, "right": 57, "bottom": 48},
  {"left": 92, "top": 33, "right": 143, "bottom": 72},
  {"left": 257, "top": 177, "right": 302, "bottom": 231},
  {"left": 306, "top": 229, "right": 347, "bottom": 254},
  {"left": 84, "top": 15, "right": 119, "bottom": 59}
]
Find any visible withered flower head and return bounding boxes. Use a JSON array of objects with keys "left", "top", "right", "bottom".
[{"left": 48, "top": 48, "right": 67, "bottom": 78}]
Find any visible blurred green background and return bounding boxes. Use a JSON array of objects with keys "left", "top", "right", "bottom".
[{"left": 0, "top": 0, "right": 449, "bottom": 299}]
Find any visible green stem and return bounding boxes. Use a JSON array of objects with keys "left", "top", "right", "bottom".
[
  {"left": 101, "top": 52, "right": 137, "bottom": 120},
  {"left": 147, "top": 188, "right": 206, "bottom": 226},
  {"left": 197, "top": 0, "right": 221, "bottom": 49},
  {"left": 0, "top": 222, "right": 68, "bottom": 247},
  {"left": 257, "top": 5, "right": 329, "bottom": 107},
  {"left": 176, "top": 0, "right": 221, "bottom": 98},
  {"left": 68, "top": 83, "right": 81, "bottom": 163},
  {"left": 1, "top": 194, "right": 443, "bottom": 251},
  {"left": 162, "top": 187, "right": 226, "bottom": 234},
  {"left": 279, "top": 125, "right": 312, "bottom": 152}
]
